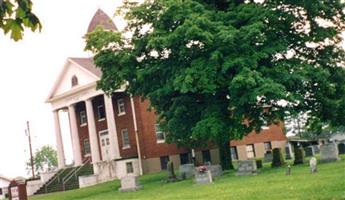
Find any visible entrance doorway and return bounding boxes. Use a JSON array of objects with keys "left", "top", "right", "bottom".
[{"left": 99, "top": 130, "right": 111, "bottom": 161}]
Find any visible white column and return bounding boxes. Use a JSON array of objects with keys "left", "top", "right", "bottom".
[
  {"left": 85, "top": 99, "right": 101, "bottom": 166},
  {"left": 53, "top": 110, "right": 65, "bottom": 169},
  {"left": 103, "top": 94, "right": 120, "bottom": 159},
  {"left": 130, "top": 96, "right": 143, "bottom": 175},
  {"left": 68, "top": 104, "right": 83, "bottom": 166}
]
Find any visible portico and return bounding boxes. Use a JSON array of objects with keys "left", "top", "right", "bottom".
[{"left": 46, "top": 58, "right": 124, "bottom": 171}]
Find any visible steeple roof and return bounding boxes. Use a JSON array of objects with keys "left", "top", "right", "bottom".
[{"left": 87, "top": 9, "right": 117, "bottom": 33}]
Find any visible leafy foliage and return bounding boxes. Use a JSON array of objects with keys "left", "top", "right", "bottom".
[
  {"left": 27, "top": 145, "right": 58, "bottom": 176},
  {"left": 0, "top": 0, "right": 41, "bottom": 41},
  {"left": 86, "top": 0, "right": 345, "bottom": 168}
]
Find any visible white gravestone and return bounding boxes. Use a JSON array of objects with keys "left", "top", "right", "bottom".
[
  {"left": 179, "top": 164, "right": 195, "bottom": 179},
  {"left": 309, "top": 157, "right": 317, "bottom": 173},
  {"left": 119, "top": 176, "right": 142, "bottom": 192},
  {"left": 320, "top": 143, "right": 340, "bottom": 163},
  {"left": 195, "top": 170, "right": 213, "bottom": 184}
]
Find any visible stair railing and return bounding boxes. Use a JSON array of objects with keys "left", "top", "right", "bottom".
[
  {"left": 62, "top": 157, "right": 91, "bottom": 191},
  {"left": 44, "top": 168, "right": 68, "bottom": 193}
]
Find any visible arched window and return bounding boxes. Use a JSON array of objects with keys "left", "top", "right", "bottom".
[{"left": 71, "top": 75, "right": 78, "bottom": 87}]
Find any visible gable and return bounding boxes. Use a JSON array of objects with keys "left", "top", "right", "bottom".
[{"left": 47, "top": 58, "right": 100, "bottom": 101}]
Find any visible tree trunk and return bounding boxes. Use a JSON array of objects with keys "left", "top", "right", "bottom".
[{"left": 218, "top": 141, "right": 234, "bottom": 170}]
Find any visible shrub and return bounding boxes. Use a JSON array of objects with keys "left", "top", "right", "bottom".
[
  {"left": 256, "top": 159, "right": 263, "bottom": 169},
  {"left": 293, "top": 147, "right": 304, "bottom": 165},
  {"left": 271, "top": 148, "right": 285, "bottom": 167}
]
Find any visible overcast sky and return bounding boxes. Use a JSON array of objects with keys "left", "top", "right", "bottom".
[
  {"left": 0, "top": 0, "right": 344, "bottom": 179},
  {"left": 0, "top": 0, "right": 126, "bottom": 178}
]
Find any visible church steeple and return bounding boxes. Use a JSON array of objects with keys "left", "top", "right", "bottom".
[{"left": 86, "top": 9, "right": 117, "bottom": 34}]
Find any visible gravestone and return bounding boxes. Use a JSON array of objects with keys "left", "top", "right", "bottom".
[
  {"left": 208, "top": 165, "right": 222, "bottom": 178},
  {"left": 312, "top": 145, "right": 320, "bottom": 154},
  {"left": 119, "top": 176, "right": 142, "bottom": 192},
  {"left": 304, "top": 146, "right": 314, "bottom": 157},
  {"left": 179, "top": 164, "right": 195, "bottom": 179},
  {"left": 166, "top": 161, "right": 177, "bottom": 182},
  {"left": 236, "top": 160, "right": 257, "bottom": 176},
  {"left": 194, "top": 168, "right": 212, "bottom": 184},
  {"left": 286, "top": 165, "right": 291, "bottom": 175},
  {"left": 263, "top": 152, "right": 273, "bottom": 162},
  {"left": 320, "top": 143, "right": 340, "bottom": 163},
  {"left": 309, "top": 157, "right": 317, "bottom": 173},
  {"left": 338, "top": 143, "right": 345, "bottom": 155}
]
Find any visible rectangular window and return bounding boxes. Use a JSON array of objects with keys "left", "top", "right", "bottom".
[
  {"left": 202, "top": 150, "right": 211, "bottom": 164},
  {"left": 246, "top": 144, "right": 255, "bottom": 158},
  {"left": 97, "top": 105, "right": 106, "bottom": 120},
  {"left": 117, "top": 98, "right": 126, "bottom": 115},
  {"left": 121, "top": 129, "right": 130, "bottom": 149},
  {"left": 126, "top": 162, "right": 134, "bottom": 174},
  {"left": 80, "top": 110, "right": 87, "bottom": 126},
  {"left": 180, "top": 153, "right": 191, "bottom": 165},
  {"left": 264, "top": 142, "right": 272, "bottom": 152},
  {"left": 160, "top": 156, "right": 170, "bottom": 170},
  {"left": 83, "top": 139, "right": 91, "bottom": 155},
  {"left": 155, "top": 124, "right": 166, "bottom": 143},
  {"left": 230, "top": 146, "right": 238, "bottom": 160}
]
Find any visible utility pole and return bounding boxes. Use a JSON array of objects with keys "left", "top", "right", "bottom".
[{"left": 26, "top": 121, "right": 35, "bottom": 178}]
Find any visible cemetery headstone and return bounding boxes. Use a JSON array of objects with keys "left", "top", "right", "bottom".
[
  {"left": 208, "top": 165, "right": 223, "bottom": 178},
  {"left": 166, "top": 161, "right": 177, "bottom": 182},
  {"left": 179, "top": 164, "right": 194, "bottom": 179},
  {"left": 264, "top": 152, "right": 273, "bottom": 162},
  {"left": 304, "top": 146, "right": 314, "bottom": 157},
  {"left": 338, "top": 143, "right": 345, "bottom": 155},
  {"left": 194, "top": 166, "right": 213, "bottom": 184},
  {"left": 236, "top": 160, "right": 257, "bottom": 176},
  {"left": 286, "top": 165, "right": 291, "bottom": 175},
  {"left": 320, "top": 143, "right": 340, "bottom": 163},
  {"left": 309, "top": 157, "right": 317, "bottom": 173},
  {"left": 119, "top": 176, "right": 142, "bottom": 192},
  {"left": 312, "top": 145, "right": 320, "bottom": 154},
  {"left": 293, "top": 147, "right": 304, "bottom": 165}
]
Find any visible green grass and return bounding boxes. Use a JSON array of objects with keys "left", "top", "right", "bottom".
[{"left": 30, "top": 155, "right": 345, "bottom": 200}]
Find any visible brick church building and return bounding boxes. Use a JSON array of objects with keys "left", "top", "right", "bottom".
[{"left": 46, "top": 9, "right": 287, "bottom": 181}]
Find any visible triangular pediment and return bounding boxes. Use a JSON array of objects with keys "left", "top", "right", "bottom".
[{"left": 46, "top": 57, "right": 101, "bottom": 102}]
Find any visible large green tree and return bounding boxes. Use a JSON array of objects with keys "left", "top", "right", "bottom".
[
  {"left": 86, "top": 0, "right": 345, "bottom": 169},
  {"left": 0, "top": 0, "right": 41, "bottom": 41}
]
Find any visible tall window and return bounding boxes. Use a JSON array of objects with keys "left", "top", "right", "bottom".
[
  {"left": 264, "top": 142, "right": 272, "bottom": 152},
  {"left": 83, "top": 139, "right": 91, "bottom": 155},
  {"left": 230, "top": 146, "right": 238, "bottom": 160},
  {"left": 246, "top": 144, "right": 255, "bottom": 158},
  {"left": 121, "top": 129, "right": 130, "bottom": 148},
  {"left": 97, "top": 105, "right": 106, "bottom": 120},
  {"left": 71, "top": 75, "right": 78, "bottom": 87},
  {"left": 117, "top": 98, "right": 126, "bottom": 115},
  {"left": 155, "top": 124, "right": 165, "bottom": 143},
  {"left": 80, "top": 110, "right": 87, "bottom": 125},
  {"left": 202, "top": 150, "right": 211, "bottom": 164},
  {"left": 160, "top": 156, "right": 169, "bottom": 170},
  {"left": 126, "top": 162, "right": 134, "bottom": 174}
]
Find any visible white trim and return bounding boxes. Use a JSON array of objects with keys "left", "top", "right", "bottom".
[{"left": 99, "top": 129, "right": 109, "bottom": 136}]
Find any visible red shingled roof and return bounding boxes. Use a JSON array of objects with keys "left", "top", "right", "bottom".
[{"left": 87, "top": 9, "right": 117, "bottom": 33}]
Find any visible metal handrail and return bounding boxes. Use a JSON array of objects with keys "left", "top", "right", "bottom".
[
  {"left": 44, "top": 168, "right": 68, "bottom": 193},
  {"left": 62, "top": 158, "right": 91, "bottom": 191}
]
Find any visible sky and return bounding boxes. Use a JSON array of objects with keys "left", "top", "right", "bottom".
[
  {"left": 0, "top": 0, "right": 126, "bottom": 178},
  {"left": 0, "top": 0, "right": 344, "bottom": 179}
]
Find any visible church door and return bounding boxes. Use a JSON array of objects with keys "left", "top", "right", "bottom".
[{"left": 99, "top": 130, "right": 111, "bottom": 161}]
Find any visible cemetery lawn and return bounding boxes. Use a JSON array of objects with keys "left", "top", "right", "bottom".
[{"left": 30, "top": 155, "right": 345, "bottom": 200}]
